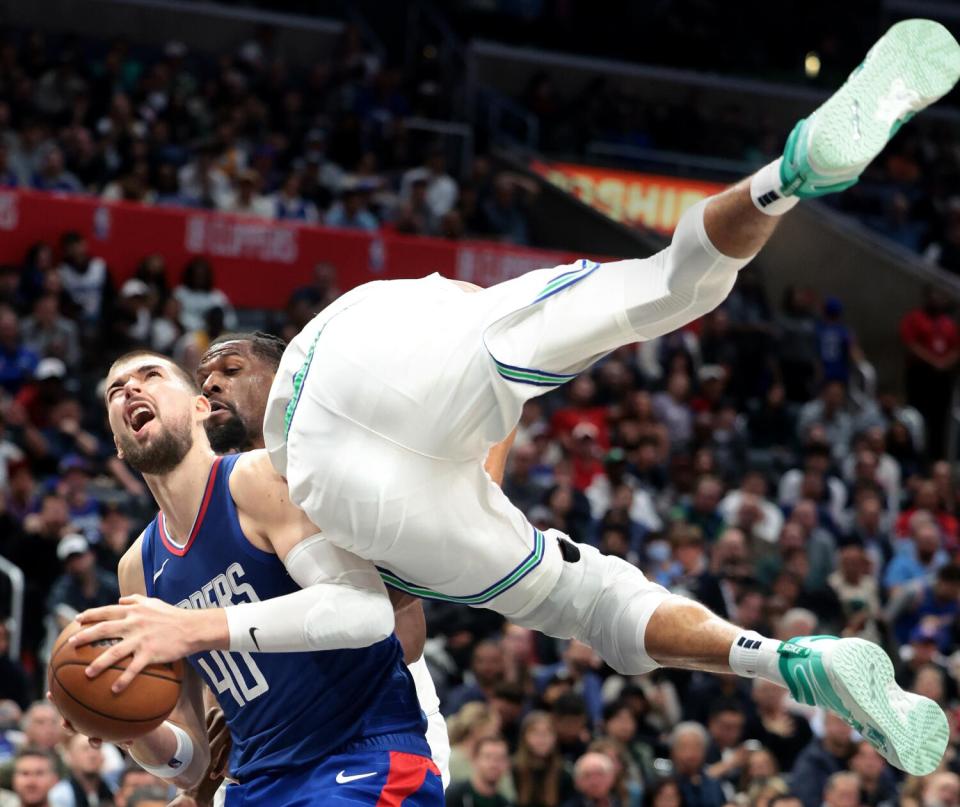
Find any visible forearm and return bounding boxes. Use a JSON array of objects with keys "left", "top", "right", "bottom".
[{"left": 226, "top": 582, "right": 394, "bottom": 654}]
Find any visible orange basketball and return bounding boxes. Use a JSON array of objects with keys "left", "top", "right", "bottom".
[{"left": 48, "top": 620, "right": 184, "bottom": 743}]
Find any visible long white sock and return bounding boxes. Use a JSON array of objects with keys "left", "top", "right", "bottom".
[
  {"left": 750, "top": 158, "right": 800, "bottom": 216},
  {"left": 729, "top": 630, "right": 787, "bottom": 687}
]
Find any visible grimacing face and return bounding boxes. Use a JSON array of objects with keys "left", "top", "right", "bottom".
[
  {"left": 196, "top": 341, "right": 274, "bottom": 453},
  {"left": 105, "top": 357, "right": 205, "bottom": 475}
]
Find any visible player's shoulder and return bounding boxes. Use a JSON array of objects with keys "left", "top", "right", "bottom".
[{"left": 229, "top": 449, "right": 297, "bottom": 517}]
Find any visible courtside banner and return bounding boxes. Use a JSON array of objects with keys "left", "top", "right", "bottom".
[
  {"left": 531, "top": 159, "right": 726, "bottom": 235},
  {"left": 0, "top": 189, "right": 584, "bottom": 308}
]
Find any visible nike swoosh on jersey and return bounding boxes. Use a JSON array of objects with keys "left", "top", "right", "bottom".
[
  {"left": 336, "top": 771, "right": 377, "bottom": 784},
  {"left": 152, "top": 558, "right": 169, "bottom": 584}
]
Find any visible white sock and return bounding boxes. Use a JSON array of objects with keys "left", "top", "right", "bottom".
[
  {"left": 729, "top": 630, "right": 787, "bottom": 687},
  {"left": 750, "top": 158, "right": 800, "bottom": 216}
]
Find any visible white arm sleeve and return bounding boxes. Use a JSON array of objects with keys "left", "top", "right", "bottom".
[{"left": 225, "top": 534, "right": 395, "bottom": 653}]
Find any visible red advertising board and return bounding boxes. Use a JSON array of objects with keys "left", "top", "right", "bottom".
[
  {"left": 0, "top": 190, "right": 589, "bottom": 308},
  {"left": 531, "top": 159, "right": 726, "bottom": 235}
]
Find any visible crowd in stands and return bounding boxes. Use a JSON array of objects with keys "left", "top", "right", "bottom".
[{"left": 0, "top": 25, "right": 537, "bottom": 245}]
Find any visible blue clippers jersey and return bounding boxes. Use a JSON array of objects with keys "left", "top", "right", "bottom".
[{"left": 140, "top": 454, "right": 427, "bottom": 780}]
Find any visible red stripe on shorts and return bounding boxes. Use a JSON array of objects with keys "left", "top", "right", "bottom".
[{"left": 375, "top": 752, "right": 440, "bottom": 807}]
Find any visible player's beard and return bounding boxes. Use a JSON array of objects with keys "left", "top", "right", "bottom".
[
  {"left": 206, "top": 410, "right": 251, "bottom": 454},
  {"left": 118, "top": 418, "right": 194, "bottom": 475}
]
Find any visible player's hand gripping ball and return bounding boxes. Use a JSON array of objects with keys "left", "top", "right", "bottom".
[{"left": 48, "top": 620, "right": 183, "bottom": 743}]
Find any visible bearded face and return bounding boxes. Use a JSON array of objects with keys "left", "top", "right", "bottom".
[{"left": 116, "top": 415, "right": 194, "bottom": 474}]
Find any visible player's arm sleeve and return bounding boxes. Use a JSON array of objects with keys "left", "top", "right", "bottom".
[{"left": 224, "top": 535, "right": 396, "bottom": 654}]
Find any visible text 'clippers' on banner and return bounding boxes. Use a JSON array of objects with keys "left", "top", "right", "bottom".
[{"left": 0, "top": 190, "right": 592, "bottom": 308}]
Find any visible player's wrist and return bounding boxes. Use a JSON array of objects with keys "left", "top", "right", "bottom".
[{"left": 188, "top": 609, "right": 230, "bottom": 654}]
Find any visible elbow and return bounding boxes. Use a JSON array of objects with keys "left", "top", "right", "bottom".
[{"left": 357, "top": 596, "right": 395, "bottom": 646}]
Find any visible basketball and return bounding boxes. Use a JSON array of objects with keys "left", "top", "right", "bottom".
[{"left": 47, "top": 620, "right": 184, "bottom": 743}]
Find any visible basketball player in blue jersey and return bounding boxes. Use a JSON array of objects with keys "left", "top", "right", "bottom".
[
  {"left": 185, "top": 331, "right": 504, "bottom": 798},
  {"left": 80, "top": 351, "right": 443, "bottom": 805},
  {"left": 80, "top": 23, "right": 959, "bottom": 777}
]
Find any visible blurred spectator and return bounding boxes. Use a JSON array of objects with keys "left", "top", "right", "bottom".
[
  {"left": 703, "top": 699, "right": 747, "bottom": 784},
  {"left": 21, "top": 296, "right": 80, "bottom": 369},
  {"left": 887, "top": 563, "right": 960, "bottom": 651},
  {"left": 641, "top": 779, "right": 683, "bottom": 807},
  {"left": 219, "top": 168, "right": 273, "bottom": 219},
  {"left": 670, "top": 722, "right": 724, "bottom": 807},
  {"left": 113, "top": 763, "right": 169, "bottom": 807},
  {"left": 848, "top": 743, "right": 895, "bottom": 807},
  {"left": 46, "top": 533, "right": 120, "bottom": 629},
  {"left": 822, "top": 772, "right": 862, "bottom": 807},
  {"left": 272, "top": 172, "right": 319, "bottom": 223},
  {"left": 401, "top": 149, "right": 458, "bottom": 220},
  {"left": 894, "top": 479, "right": 959, "bottom": 547},
  {"left": 32, "top": 145, "right": 81, "bottom": 193},
  {"left": 446, "top": 736, "right": 514, "bottom": 807},
  {"left": 0, "top": 306, "right": 39, "bottom": 395},
  {"left": 828, "top": 536, "right": 882, "bottom": 642},
  {"left": 921, "top": 772, "right": 960, "bottom": 807},
  {"left": 777, "top": 287, "right": 820, "bottom": 403},
  {"left": 797, "top": 382, "right": 854, "bottom": 462},
  {"left": 56, "top": 232, "right": 112, "bottom": 326},
  {"left": 790, "top": 712, "right": 855, "bottom": 807},
  {"left": 127, "top": 786, "right": 170, "bottom": 807},
  {"left": 47, "top": 733, "right": 113, "bottom": 807},
  {"left": 447, "top": 702, "right": 503, "bottom": 789},
  {"left": 883, "top": 517, "right": 947, "bottom": 594},
  {"left": 536, "top": 642, "right": 603, "bottom": 728},
  {"left": 172, "top": 258, "right": 236, "bottom": 333},
  {"left": 745, "top": 678, "right": 812, "bottom": 771},
  {"left": 11, "top": 748, "right": 60, "bottom": 807},
  {"left": 325, "top": 187, "right": 379, "bottom": 232},
  {"left": 446, "top": 641, "right": 508, "bottom": 715},
  {"left": 0, "top": 623, "right": 30, "bottom": 710},
  {"left": 671, "top": 475, "right": 725, "bottom": 543},
  {"left": 817, "top": 298, "right": 861, "bottom": 386},
  {"left": 554, "top": 694, "right": 592, "bottom": 765},
  {"left": 513, "top": 711, "right": 575, "bottom": 807},
  {"left": 483, "top": 175, "right": 535, "bottom": 245},
  {"left": 562, "top": 751, "right": 620, "bottom": 807},
  {"left": 719, "top": 470, "right": 783, "bottom": 545},
  {"left": 899, "top": 288, "right": 959, "bottom": 459}
]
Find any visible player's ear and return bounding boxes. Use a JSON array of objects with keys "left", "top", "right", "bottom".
[
  {"left": 114, "top": 433, "right": 124, "bottom": 460},
  {"left": 194, "top": 393, "right": 212, "bottom": 421}
]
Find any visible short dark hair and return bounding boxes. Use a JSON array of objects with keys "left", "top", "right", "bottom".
[
  {"left": 207, "top": 331, "right": 287, "bottom": 370},
  {"left": 938, "top": 564, "right": 960, "bottom": 584},
  {"left": 60, "top": 230, "right": 83, "bottom": 248},
  {"left": 602, "top": 699, "right": 633, "bottom": 722},
  {"left": 108, "top": 350, "right": 200, "bottom": 394},
  {"left": 14, "top": 746, "right": 57, "bottom": 771},
  {"left": 708, "top": 698, "right": 743, "bottom": 721},
  {"left": 474, "top": 735, "right": 508, "bottom": 757},
  {"left": 129, "top": 785, "right": 172, "bottom": 806},
  {"left": 552, "top": 692, "right": 587, "bottom": 718}
]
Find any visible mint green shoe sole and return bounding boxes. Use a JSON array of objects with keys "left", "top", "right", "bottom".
[
  {"left": 825, "top": 638, "right": 949, "bottom": 776},
  {"left": 806, "top": 18, "right": 960, "bottom": 179}
]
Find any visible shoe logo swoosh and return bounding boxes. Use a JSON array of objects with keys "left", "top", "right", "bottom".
[
  {"left": 336, "top": 771, "right": 377, "bottom": 784},
  {"left": 152, "top": 558, "right": 169, "bottom": 584}
]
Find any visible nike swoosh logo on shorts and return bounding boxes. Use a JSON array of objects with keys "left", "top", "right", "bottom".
[
  {"left": 152, "top": 558, "right": 169, "bottom": 584},
  {"left": 336, "top": 771, "right": 377, "bottom": 784}
]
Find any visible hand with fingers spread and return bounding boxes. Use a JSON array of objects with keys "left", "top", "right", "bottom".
[{"left": 72, "top": 594, "right": 228, "bottom": 692}]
